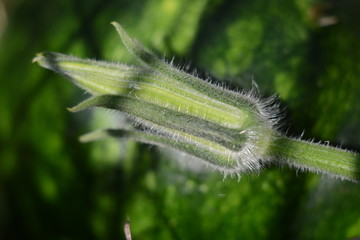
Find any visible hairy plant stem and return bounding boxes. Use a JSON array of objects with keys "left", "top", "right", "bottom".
[{"left": 271, "top": 137, "right": 359, "bottom": 181}]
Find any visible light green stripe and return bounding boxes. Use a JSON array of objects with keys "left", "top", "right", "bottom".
[{"left": 58, "top": 61, "right": 249, "bottom": 128}]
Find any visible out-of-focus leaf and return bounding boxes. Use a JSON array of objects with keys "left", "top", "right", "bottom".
[
  {"left": 0, "top": 0, "right": 7, "bottom": 42},
  {"left": 1, "top": 0, "right": 359, "bottom": 239}
]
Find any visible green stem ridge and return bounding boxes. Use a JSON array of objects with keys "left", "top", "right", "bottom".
[
  {"left": 68, "top": 94, "right": 248, "bottom": 151},
  {"left": 33, "top": 22, "right": 359, "bottom": 181},
  {"left": 79, "top": 128, "right": 253, "bottom": 171}
]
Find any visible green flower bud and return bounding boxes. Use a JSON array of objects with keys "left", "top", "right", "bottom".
[
  {"left": 33, "top": 23, "right": 279, "bottom": 175},
  {"left": 33, "top": 22, "right": 359, "bottom": 180}
]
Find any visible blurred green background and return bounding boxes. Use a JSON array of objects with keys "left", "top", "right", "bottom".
[{"left": 1, "top": 0, "right": 360, "bottom": 239}]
